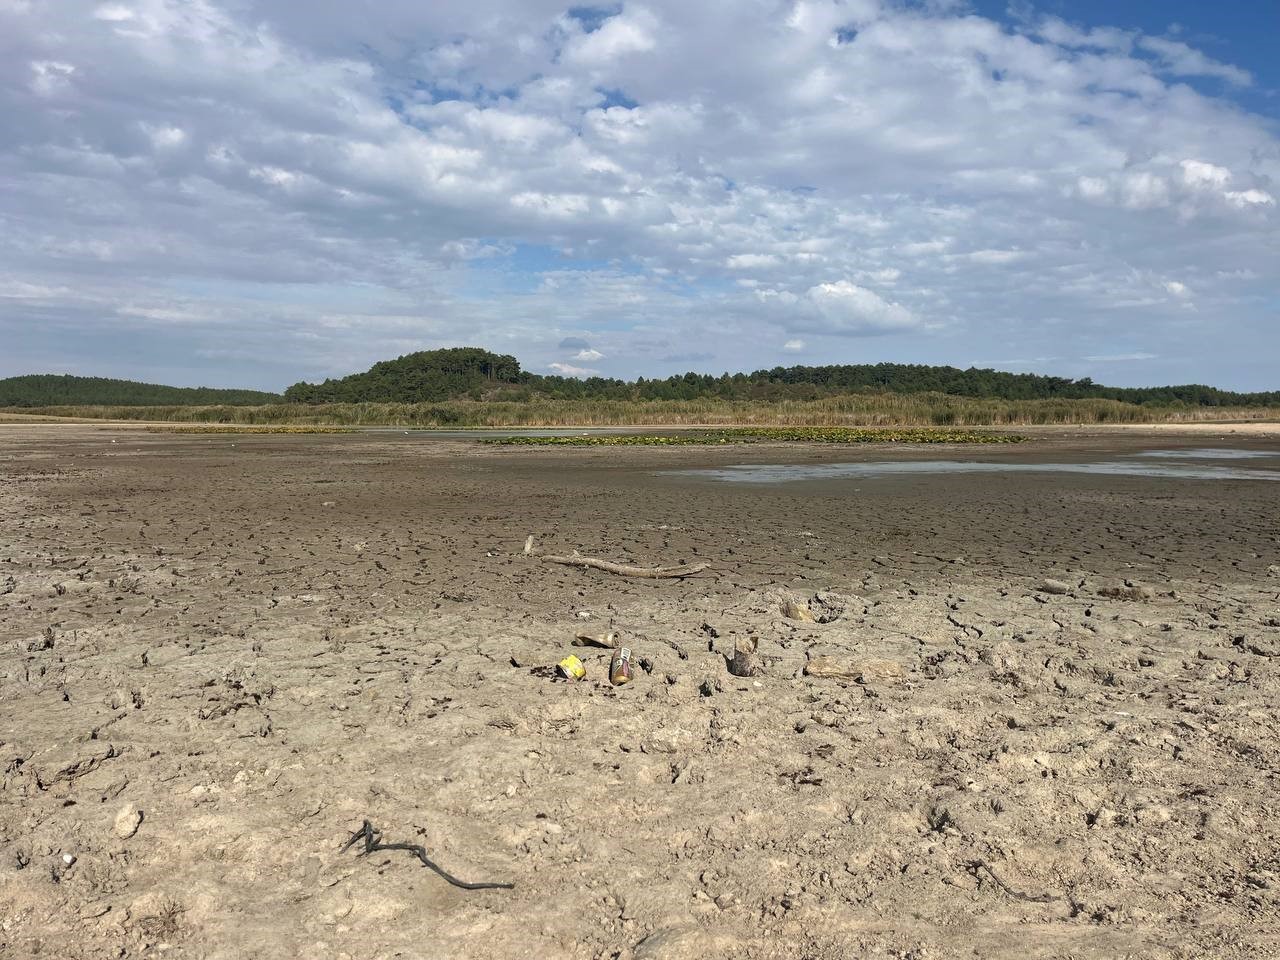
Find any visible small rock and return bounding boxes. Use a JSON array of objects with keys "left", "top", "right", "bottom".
[
  {"left": 779, "top": 594, "right": 816, "bottom": 622},
  {"left": 1245, "top": 871, "right": 1273, "bottom": 890},
  {"left": 635, "top": 925, "right": 717, "bottom": 960},
  {"left": 810, "top": 590, "right": 857, "bottom": 623},
  {"left": 727, "top": 637, "right": 761, "bottom": 678},
  {"left": 1241, "top": 637, "right": 1280, "bottom": 658},
  {"left": 811, "top": 710, "right": 840, "bottom": 728},
  {"left": 1037, "top": 579, "right": 1070, "bottom": 595},
  {"left": 1097, "top": 582, "right": 1156, "bottom": 601},
  {"left": 643, "top": 728, "right": 693, "bottom": 755},
  {"left": 804, "top": 657, "right": 904, "bottom": 682},
  {"left": 114, "top": 804, "right": 143, "bottom": 839}
]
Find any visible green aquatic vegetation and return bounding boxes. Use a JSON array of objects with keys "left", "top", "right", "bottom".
[
  {"left": 142, "top": 425, "right": 355, "bottom": 434},
  {"left": 482, "top": 427, "right": 1026, "bottom": 446}
]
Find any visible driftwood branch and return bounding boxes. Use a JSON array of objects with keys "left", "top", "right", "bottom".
[
  {"left": 341, "top": 820, "right": 514, "bottom": 891},
  {"left": 966, "top": 860, "right": 1059, "bottom": 905},
  {"left": 541, "top": 552, "right": 710, "bottom": 579}
]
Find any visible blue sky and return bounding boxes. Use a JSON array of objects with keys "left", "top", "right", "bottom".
[
  {"left": 975, "top": 0, "right": 1280, "bottom": 115},
  {"left": 2, "top": 0, "right": 1277, "bottom": 391}
]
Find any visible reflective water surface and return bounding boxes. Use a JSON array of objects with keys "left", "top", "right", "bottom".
[
  {"left": 663, "top": 456, "right": 1280, "bottom": 485},
  {"left": 1134, "top": 448, "right": 1278, "bottom": 460}
]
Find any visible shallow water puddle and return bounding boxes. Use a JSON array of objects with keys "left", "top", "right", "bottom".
[
  {"left": 1134, "top": 448, "right": 1278, "bottom": 460},
  {"left": 663, "top": 458, "right": 1280, "bottom": 485}
]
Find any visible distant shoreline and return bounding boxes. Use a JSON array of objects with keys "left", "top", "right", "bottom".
[{"left": 3, "top": 410, "right": 1279, "bottom": 435}]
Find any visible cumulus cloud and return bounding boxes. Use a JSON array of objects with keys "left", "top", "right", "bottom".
[
  {"left": 1225, "top": 189, "right": 1275, "bottom": 209},
  {"left": 0, "top": 0, "right": 1277, "bottom": 389},
  {"left": 801, "top": 281, "right": 918, "bottom": 334},
  {"left": 562, "top": 6, "right": 659, "bottom": 66},
  {"left": 782, "top": 339, "right": 805, "bottom": 352},
  {"left": 548, "top": 361, "right": 599, "bottom": 377},
  {"left": 1181, "top": 160, "right": 1231, "bottom": 189}
]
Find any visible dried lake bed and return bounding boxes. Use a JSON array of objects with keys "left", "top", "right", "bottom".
[{"left": 2, "top": 424, "right": 1278, "bottom": 959}]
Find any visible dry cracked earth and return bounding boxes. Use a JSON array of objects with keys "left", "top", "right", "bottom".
[{"left": 1, "top": 425, "right": 1279, "bottom": 959}]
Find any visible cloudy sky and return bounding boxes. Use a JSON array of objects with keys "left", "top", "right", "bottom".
[{"left": 3, "top": 0, "right": 1278, "bottom": 391}]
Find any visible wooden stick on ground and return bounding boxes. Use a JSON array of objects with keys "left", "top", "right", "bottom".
[{"left": 541, "top": 552, "right": 710, "bottom": 579}]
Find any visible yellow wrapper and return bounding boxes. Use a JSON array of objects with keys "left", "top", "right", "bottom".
[{"left": 556, "top": 654, "right": 586, "bottom": 680}]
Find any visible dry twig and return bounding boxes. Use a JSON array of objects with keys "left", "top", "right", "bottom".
[
  {"left": 541, "top": 551, "right": 709, "bottom": 579},
  {"left": 341, "top": 820, "right": 514, "bottom": 891}
]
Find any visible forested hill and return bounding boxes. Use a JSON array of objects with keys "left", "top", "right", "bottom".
[
  {"left": 5, "top": 352, "right": 1274, "bottom": 408},
  {"left": 284, "top": 348, "right": 521, "bottom": 403},
  {"left": 284, "top": 348, "right": 1280, "bottom": 407},
  {"left": 0, "top": 375, "right": 281, "bottom": 407}
]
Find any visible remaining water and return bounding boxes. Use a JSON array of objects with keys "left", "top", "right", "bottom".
[
  {"left": 1134, "top": 448, "right": 1276, "bottom": 460},
  {"left": 663, "top": 452, "right": 1280, "bottom": 485}
]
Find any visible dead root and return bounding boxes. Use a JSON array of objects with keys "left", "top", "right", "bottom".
[{"left": 540, "top": 550, "right": 710, "bottom": 579}]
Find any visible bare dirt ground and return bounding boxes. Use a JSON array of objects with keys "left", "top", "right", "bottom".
[{"left": 2, "top": 425, "right": 1278, "bottom": 960}]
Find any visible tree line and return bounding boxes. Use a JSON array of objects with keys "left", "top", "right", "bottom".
[
  {"left": 0, "top": 374, "right": 281, "bottom": 407},
  {"left": 283, "top": 348, "right": 1280, "bottom": 407},
  {"left": 5, "top": 350, "right": 1276, "bottom": 408}
]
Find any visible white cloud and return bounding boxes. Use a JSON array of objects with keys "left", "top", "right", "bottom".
[
  {"left": 1119, "top": 172, "right": 1171, "bottom": 210},
  {"left": 726, "top": 253, "right": 782, "bottom": 270},
  {"left": 1076, "top": 177, "right": 1110, "bottom": 201},
  {"left": 0, "top": 0, "right": 1277, "bottom": 389},
  {"left": 1181, "top": 159, "right": 1231, "bottom": 189},
  {"left": 29, "top": 59, "right": 75, "bottom": 96},
  {"left": 783, "top": 339, "right": 806, "bottom": 352},
  {"left": 1085, "top": 352, "right": 1157, "bottom": 362},
  {"left": 1036, "top": 17, "right": 1132, "bottom": 53},
  {"left": 801, "top": 281, "right": 918, "bottom": 334},
  {"left": 1225, "top": 189, "right": 1275, "bottom": 209},
  {"left": 142, "top": 124, "right": 187, "bottom": 149},
  {"left": 439, "top": 238, "right": 511, "bottom": 261},
  {"left": 1164, "top": 281, "right": 1190, "bottom": 298},
  {"left": 548, "top": 361, "right": 599, "bottom": 377},
  {"left": 1137, "top": 36, "right": 1251, "bottom": 86},
  {"left": 94, "top": 4, "right": 134, "bottom": 21},
  {"left": 963, "top": 249, "right": 1026, "bottom": 265},
  {"left": 862, "top": 268, "right": 900, "bottom": 283},
  {"left": 562, "top": 8, "right": 659, "bottom": 67}
]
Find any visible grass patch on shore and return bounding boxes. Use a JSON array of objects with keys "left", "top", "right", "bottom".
[
  {"left": 6, "top": 395, "right": 1280, "bottom": 428},
  {"left": 484, "top": 427, "right": 1026, "bottom": 445}
]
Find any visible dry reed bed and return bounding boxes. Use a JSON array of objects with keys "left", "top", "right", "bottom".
[{"left": 5, "top": 394, "right": 1280, "bottom": 428}]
